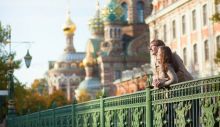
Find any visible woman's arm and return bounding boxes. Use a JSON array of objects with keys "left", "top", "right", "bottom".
[{"left": 160, "top": 65, "right": 178, "bottom": 87}]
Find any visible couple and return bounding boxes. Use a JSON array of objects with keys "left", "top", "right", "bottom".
[{"left": 150, "top": 39, "right": 193, "bottom": 89}]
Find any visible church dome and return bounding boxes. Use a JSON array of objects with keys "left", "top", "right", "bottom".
[
  {"left": 78, "top": 77, "right": 101, "bottom": 90},
  {"left": 101, "top": 0, "right": 124, "bottom": 23},
  {"left": 63, "top": 12, "right": 76, "bottom": 35},
  {"left": 75, "top": 76, "right": 101, "bottom": 99},
  {"left": 88, "top": 2, "right": 104, "bottom": 35}
]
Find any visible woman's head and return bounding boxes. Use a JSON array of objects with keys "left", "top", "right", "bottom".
[
  {"left": 157, "top": 46, "right": 172, "bottom": 64},
  {"left": 150, "top": 39, "right": 165, "bottom": 55},
  {"left": 157, "top": 46, "right": 178, "bottom": 72}
]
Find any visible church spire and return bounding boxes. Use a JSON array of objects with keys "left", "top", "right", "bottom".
[
  {"left": 88, "top": 0, "right": 104, "bottom": 37},
  {"left": 63, "top": 0, "right": 76, "bottom": 35},
  {"left": 62, "top": 0, "right": 76, "bottom": 53},
  {"left": 96, "top": 0, "right": 100, "bottom": 11}
]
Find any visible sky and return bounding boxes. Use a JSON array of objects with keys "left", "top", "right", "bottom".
[{"left": 0, "top": 0, "right": 107, "bottom": 87}]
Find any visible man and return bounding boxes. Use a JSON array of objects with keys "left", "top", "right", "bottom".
[{"left": 149, "top": 39, "right": 193, "bottom": 86}]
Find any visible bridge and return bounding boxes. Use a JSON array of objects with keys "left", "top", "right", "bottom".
[{"left": 7, "top": 75, "right": 220, "bottom": 127}]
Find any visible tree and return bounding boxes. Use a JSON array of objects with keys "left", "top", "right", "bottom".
[
  {"left": 0, "top": 22, "right": 22, "bottom": 121},
  {"left": 31, "top": 79, "right": 48, "bottom": 96},
  {"left": 76, "top": 89, "right": 91, "bottom": 103},
  {"left": 47, "top": 89, "right": 70, "bottom": 108},
  {"left": 14, "top": 82, "right": 29, "bottom": 115}
]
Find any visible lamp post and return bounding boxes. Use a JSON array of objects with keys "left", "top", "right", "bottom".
[{"left": 5, "top": 26, "right": 32, "bottom": 118}]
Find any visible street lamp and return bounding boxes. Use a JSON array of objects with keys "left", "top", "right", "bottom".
[{"left": 5, "top": 26, "right": 32, "bottom": 118}]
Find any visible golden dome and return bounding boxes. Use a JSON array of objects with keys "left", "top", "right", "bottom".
[
  {"left": 63, "top": 13, "right": 76, "bottom": 35},
  {"left": 83, "top": 56, "right": 97, "bottom": 67}
]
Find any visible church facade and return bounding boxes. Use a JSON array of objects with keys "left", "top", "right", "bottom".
[
  {"left": 84, "top": 0, "right": 151, "bottom": 96},
  {"left": 45, "top": 0, "right": 152, "bottom": 99},
  {"left": 45, "top": 12, "right": 85, "bottom": 100}
]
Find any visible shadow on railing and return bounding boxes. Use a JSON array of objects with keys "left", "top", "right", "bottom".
[{"left": 7, "top": 75, "right": 220, "bottom": 127}]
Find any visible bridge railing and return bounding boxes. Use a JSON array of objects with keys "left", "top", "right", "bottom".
[
  {"left": 7, "top": 75, "right": 220, "bottom": 127},
  {"left": 151, "top": 75, "right": 220, "bottom": 127}
]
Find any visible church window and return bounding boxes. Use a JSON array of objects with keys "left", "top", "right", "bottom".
[
  {"left": 110, "top": 29, "right": 113, "bottom": 38},
  {"left": 114, "top": 28, "right": 117, "bottom": 37},
  {"left": 118, "top": 28, "right": 121, "bottom": 37},
  {"left": 137, "top": 1, "right": 144, "bottom": 23},
  {"left": 121, "top": 2, "right": 128, "bottom": 22}
]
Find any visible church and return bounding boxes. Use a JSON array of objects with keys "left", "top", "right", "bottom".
[{"left": 45, "top": 0, "right": 152, "bottom": 100}]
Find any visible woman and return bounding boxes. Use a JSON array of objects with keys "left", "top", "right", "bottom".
[
  {"left": 149, "top": 39, "right": 193, "bottom": 82},
  {"left": 153, "top": 46, "right": 178, "bottom": 88}
]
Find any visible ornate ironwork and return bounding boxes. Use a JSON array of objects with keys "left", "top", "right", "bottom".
[
  {"left": 200, "top": 98, "right": 218, "bottom": 127},
  {"left": 105, "top": 110, "right": 113, "bottom": 127},
  {"left": 174, "top": 101, "right": 191, "bottom": 127},
  {"left": 118, "top": 109, "right": 127, "bottom": 127},
  {"left": 153, "top": 104, "right": 167, "bottom": 127},
  {"left": 7, "top": 76, "right": 220, "bottom": 127}
]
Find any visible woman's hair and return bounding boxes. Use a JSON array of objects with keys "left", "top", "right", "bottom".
[
  {"left": 158, "top": 46, "right": 179, "bottom": 72},
  {"left": 150, "top": 39, "right": 165, "bottom": 47}
]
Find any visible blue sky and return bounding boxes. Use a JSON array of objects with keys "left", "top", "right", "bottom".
[{"left": 0, "top": 0, "right": 106, "bottom": 87}]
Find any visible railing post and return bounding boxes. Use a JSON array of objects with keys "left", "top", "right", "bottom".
[
  {"left": 72, "top": 97, "right": 77, "bottom": 127},
  {"left": 52, "top": 108, "right": 55, "bottom": 127},
  {"left": 146, "top": 74, "right": 153, "bottom": 127},
  {"left": 38, "top": 108, "right": 40, "bottom": 127},
  {"left": 26, "top": 111, "right": 28, "bottom": 127},
  {"left": 100, "top": 96, "right": 104, "bottom": 127},
  {"left": 52, "top": 102, "right": 56, "bottom": 127},
  {"left": 146, "top": 87, "right": 152, "bottom": 127},
  {"left": 27, "top": 109, "right": 30, "bottom": 127}
]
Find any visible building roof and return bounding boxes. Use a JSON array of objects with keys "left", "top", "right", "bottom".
[{"left": 58, "top": 52, "right": 85, "bottom": 62}]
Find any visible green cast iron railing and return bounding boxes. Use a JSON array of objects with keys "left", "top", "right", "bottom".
[{"left": 7, "top": 75, "right": 220, "bottom": 127}]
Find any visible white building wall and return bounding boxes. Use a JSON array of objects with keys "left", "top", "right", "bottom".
[{"left": 146, "top": 0, "right": 219, "bottom": 79}]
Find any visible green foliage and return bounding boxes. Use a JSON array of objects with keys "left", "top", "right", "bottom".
[
  {"left": 0, "top": 22, "right": 10, "bottom": 44},
  {"left": 0, "top": 21, "right": 70, "bottom": 118},
  {"left": 15, "top": 80, "right": 69, "bottom": 114},
  {"left": 31, "top": 79, "right": 48, "bottom": 96},
  {"left": 22, "top": 92, "right": 48, "bottom": 114},
  {"left": 95, "top": 90, "right": 103, "bottom": 99},
  {"left": 14, "top": 86, "right": 70, "bottom": 114},
  {"left": 76, "top": 89, "right": 91, "bottom": 103},
  {"left": 0, "top": 22, "right": 22, "bottom": 122},
  {"left": 47, "top": 89, "right": 70, "bottom": 108}
]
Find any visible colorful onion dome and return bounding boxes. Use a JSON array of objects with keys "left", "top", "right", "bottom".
[
  {"left": 101, "top": 0, "right": 124, "bottom": 23},
  {"left": 88, "top": 1, "right": 104, "bottom": 34}
]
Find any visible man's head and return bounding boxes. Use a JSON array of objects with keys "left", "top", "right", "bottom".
[{"left": 149, "top": 39, "right": 165, "bottom": 55}]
